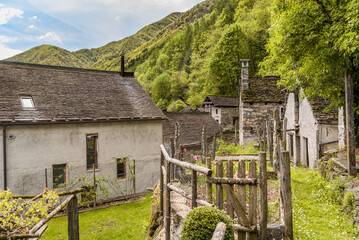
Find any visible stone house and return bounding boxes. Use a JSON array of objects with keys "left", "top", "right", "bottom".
[
  {"left": 0, "top": 61, "right": 165, "bottom": 196},
  {"left": 202, "top": 96, "right": 238, "bottom": 131},
  {"left": 238, "top": 60, "right": 286, "bottom": 145},
  {"left": 284, "top": 91, "right": 338, "bottom": 168}
]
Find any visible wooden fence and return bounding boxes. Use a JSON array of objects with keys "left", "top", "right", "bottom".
[{"left": 0, "top": 188, "right": 82, "bottom": 240}]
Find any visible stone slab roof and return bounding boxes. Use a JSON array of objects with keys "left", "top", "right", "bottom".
[
  {"left": 309, "top": 98, "right": 338, "bottom": 125},
  {"left": 163, "top": 112, "right": 221, "bottom": 148},
  {"left": 203, "top": 96, "right": 238, "bottom": 107},
  {"left": 0, "top": 61, "right": 165, "bottom": 124},
  {"left": 242, "top": 76, "right": 285, "bottom": 103}
]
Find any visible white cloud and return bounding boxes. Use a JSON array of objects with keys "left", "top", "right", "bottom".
[
  {"left": 0, "top": 36, "right": 18, "bottom": 44},
  {"left": 29, "top": 16, "right": 37, "bottom": 20},
  {"left": 0, "top": 5, "right": 24, "bottom": 25},
  {"left": 0, "top": 44, "right": 22, "bottom": 60},
  {"left": 37, "top": 32, "right": 62, "bottom": 44},
  {"left": 28, "top": 24, "right": 36, "bottom": 29}
]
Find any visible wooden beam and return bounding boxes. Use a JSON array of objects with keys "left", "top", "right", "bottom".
[
  {"left": 211, "top": 222, "right": 226, "bottom": 240},
  {"left": 206, "top": 177, "right": 256, "bottom": 185},
  {"left": 222, "top": 184, "right": 249, "bottom": 226},
  {"left": 160, "top": 144, "right": 212, "bottom": 176},
  {"left": 67, "top": 195, "right": 79, "bottom": 240}
]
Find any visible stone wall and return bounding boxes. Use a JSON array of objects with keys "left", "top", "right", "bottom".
[
  {"left": 242, "top": 102, "right": 283, "bottom": 144},
  {"left": 220, "top": 107, "right": 238, "bottom": 131}
]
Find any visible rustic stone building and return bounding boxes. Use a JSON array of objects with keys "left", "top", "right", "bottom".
[
  {"left": 202, "top": 96, "right": 238, "bottom": 131},
  {"left": 285, "top": 91, "right": 339, "bottom": 168},
  {"left": 239, "top": 60, "right": 285, "bottom": 144},
  {"left": 0, "top": 61, "right": 165, "bottom": 196}
]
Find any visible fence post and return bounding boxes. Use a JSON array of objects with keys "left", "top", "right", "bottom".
[
  {"left": 133, "top": 159, "right": 136, "bottom": 198},
  {"left": 211, "top": 222, "right": 226, "bottom": 240},
  {"left": 282, "top": 117, "right": 287, "bottom": 151},
  {"left": 273, "top": 109, "right": 280, "bottom": 172},
  {"left": 212, "top": 131, "right": 217, "bottom": 160},
  {"left": 175, "top": 122, "right": 180, "bottom": 179},
  {"left": 237, "top": 160, "right": 246, "bottom": 240},
  {"left": 192, "top": 170, "right": 197, "bottom": 208},
  {"left": 259, "top": 152, "right": 267, "bottom": 240},
  {"left": 170, "top": 138, "right": 175, "bottom": 180},
  {"left": 226, "top": 160, "right": 234, "bottom": 219},
  {"left": 165, "top": 160, "right": 171, "bottom": 240},
  {"left": 248, "top": 160, "right": 257, "bottom": 240},
  {"left": 93, "top": 163, "right": 96, "bottom": 208},
  {"left": 267, "top": 121, "right": 273, "bottom": 166},
  {"left": 67, "top": 194, "right": 79, "bottom": 240},
  {"left": 216, "top": 160, "right": 223, "bottom": 210},
  {"left": 206, "top": 157, "right": 213, "bottom": 204},
  {"left": 160, "top": 153, "right": 164, "bottom": 216},
  {"left": 282, "top": 151, "right": 293, "bottom": 239}
]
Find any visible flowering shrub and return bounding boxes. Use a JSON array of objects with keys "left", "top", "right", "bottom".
[{"left": 0, "top": 189, "right": 59, "bottom": 237}]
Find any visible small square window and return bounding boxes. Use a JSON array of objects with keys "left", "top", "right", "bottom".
[
  {"left": 53, "top": 164, "right": 66, "bottom": 188},
  {"left": 20, "top": 96, "right": 35, "bottom": 109},
  {"left": 117, "top": 157, "right": 127, "bottom": 179},
  {"left": 86, "top": 134, "right": 98, "bottom": 170}
]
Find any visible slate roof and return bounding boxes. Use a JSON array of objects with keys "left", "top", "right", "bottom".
[
  {"left": 203, "top": 76, "right": 284, "bottom": 107},
  {"left": 309, "top": 98, "right": 338, "bottom": 125},
  {"left": 163, "top": 112, "right": 221, "bottom": 148},
  {"left": 203, "top": 96, "right": 238, "bottom": 107},
  {"left": 0, "top": 61, "right": 165, "bottom": 124},
  {"left": 241, "top": 76, "right": 285, "bottom": 103}
]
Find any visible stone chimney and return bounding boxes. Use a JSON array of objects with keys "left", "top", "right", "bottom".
[
  {"left": 121, "top": 55, "right": 125, "bottom": 77},
  {"left": 240, "top": 59, "right": 250, "bottom": 91}
]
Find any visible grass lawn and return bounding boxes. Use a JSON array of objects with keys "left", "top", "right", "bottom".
[
  {"left": 292, "top": 167, "right": 357, "bottom": 239},
  {"left": 41, "top": 194, "right": 152, "bottom": 240}
]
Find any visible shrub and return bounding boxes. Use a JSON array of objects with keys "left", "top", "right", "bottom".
[
  {"left": 181, "top": 206, "right": 234, "bottom": 240},
  {"left": 343, "top": 191, "right": 355, "bottom": 210}
]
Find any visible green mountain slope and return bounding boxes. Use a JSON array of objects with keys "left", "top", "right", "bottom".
[{"left": 6, "top": 12, "right": 182, "bottom": 68}]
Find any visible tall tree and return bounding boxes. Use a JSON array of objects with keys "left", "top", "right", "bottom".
[{"left": 261, "top": 0, "right": 359, "bottom": 174}]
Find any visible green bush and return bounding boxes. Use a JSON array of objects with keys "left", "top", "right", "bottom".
[
  {"left": 181, "top": 206, "right": 234, "bottom": 240},
  {"left": 343, "top": 191, "right": 355, "bottom": 210}
]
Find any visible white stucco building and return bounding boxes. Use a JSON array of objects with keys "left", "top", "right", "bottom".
[
  {"left": 284, "top": 91, "right": 339, "bottom": 168},
  {"left": 0, "top": 61, "right": 165, "bottom": 196}
]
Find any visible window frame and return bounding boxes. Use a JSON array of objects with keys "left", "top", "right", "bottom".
[
  {"left": 86, "top": 133, "right": 98, "bottom": 170},
  {"left": 53, "top": 164, "right": 66, "bottom": 188},
  {"left": 20, "top": 96, "right": 36, "bottom": 110},
  {"left": 117, "top": 157, "right": 127, "bottom": 179}
]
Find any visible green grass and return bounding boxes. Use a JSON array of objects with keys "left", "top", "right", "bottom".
[
  {"left": 292, "top": 167, "right": 357, "bottom": 239},
  {"left": 41, "top": 194, "right": 152, "bottom": 240}
]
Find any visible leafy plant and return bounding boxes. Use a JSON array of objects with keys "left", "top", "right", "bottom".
[
  {"left": 0, "top": 189, "right": 59, "bottom": 237},
  {"left": 181, "top": 206, "right": 234, "bottom": 240}
]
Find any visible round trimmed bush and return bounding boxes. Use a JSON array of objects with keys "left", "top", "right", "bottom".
[{"left": 181, "top": 206, "right": 234, "bottom": 240}]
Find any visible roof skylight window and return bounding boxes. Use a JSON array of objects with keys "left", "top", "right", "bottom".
[{"left": 20, "top": 96, "right": 35, "bottom": 109}]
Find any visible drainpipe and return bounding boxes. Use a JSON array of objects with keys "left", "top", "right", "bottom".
[{"left": 2, "top": 125, "right": 7, "bottom": 189}]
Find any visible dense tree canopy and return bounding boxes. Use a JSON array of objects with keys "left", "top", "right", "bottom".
[{"left": 261, "top": 0, "right": 359, "bottom": 134}]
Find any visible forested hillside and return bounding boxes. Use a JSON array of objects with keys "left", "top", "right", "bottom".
[{"left": 135, "top": 0, "right": 272, "bottom": 110}]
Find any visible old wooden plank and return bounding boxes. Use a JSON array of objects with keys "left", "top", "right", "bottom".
[
  {"left": 160, "top": 153, "right": 164, "bottom": 216},
  {"left": 282, "top": 151, "right": 293, "bottom": 239},
  {"left": 259, "top": 152, "right": 267, "bottom": 240},
  {"left": 216, "top": 160, "right": 224, "bottom": 209},
  {"left": 227, "top": 160, "right": 234, "bottom": 219},
  {"left": 165, "top": 161, "right": 171, "bottom": 240},
  {"left": 237, "top": 160, "right": 246, "bottom": 240},
  {"left": 248, "top": 160, "right": 257, "bottom": 240},
  {"left": 206, "top": 177, "right": 256, "bottom": 185},
  {"left": 211, "top": 222, "right": 226, "bottom": 240},
  {"left": 223, "top": 184, "right": 249, "bottom": 226},
  {"left": 192, "top": 169, "right": 197, "bottom": 209},
  {"left": 206, "top": 157, "right": 213, "bottom": 204},
  {"left": 67, "top": 195, "right": 79, "bottom": 240},
  {"left": 160, "top": 144, "right": 212, "bottom": 175},
  {"left": 267, "top": 121, "right": 273, "bottom": 166}
]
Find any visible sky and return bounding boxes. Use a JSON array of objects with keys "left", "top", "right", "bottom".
[{"left": 0, "top": 0, "right": 204, "bottom": 60}]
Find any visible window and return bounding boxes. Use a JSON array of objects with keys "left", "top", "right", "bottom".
[
  {"left": 289, "top": 134, "right": 294, "bottom": 158},
  {"left": 216, "top": 109, "right": 218, "bottom": 115},
  {"left": 117, "top": 157, "right": 127, "bottom": 179},
  {"left": 20, "top": 96, "right": 35, "bottom": 109},
  {"left": 53, "top": 164, "right": 66, "bottom": 188},
  {"left": 86, "top": 134, "right": 98, "bottom": 170}
]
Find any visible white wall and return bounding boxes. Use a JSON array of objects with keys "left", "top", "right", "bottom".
[
  {"left": 211, "top": 107, "right": 221, "bottom": 124},
  {"left": 299, "top": 97, "right": 319, "bottom": 168},
  {"left": 0, "top": 121, "right": 162, "bottom": 196}
]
